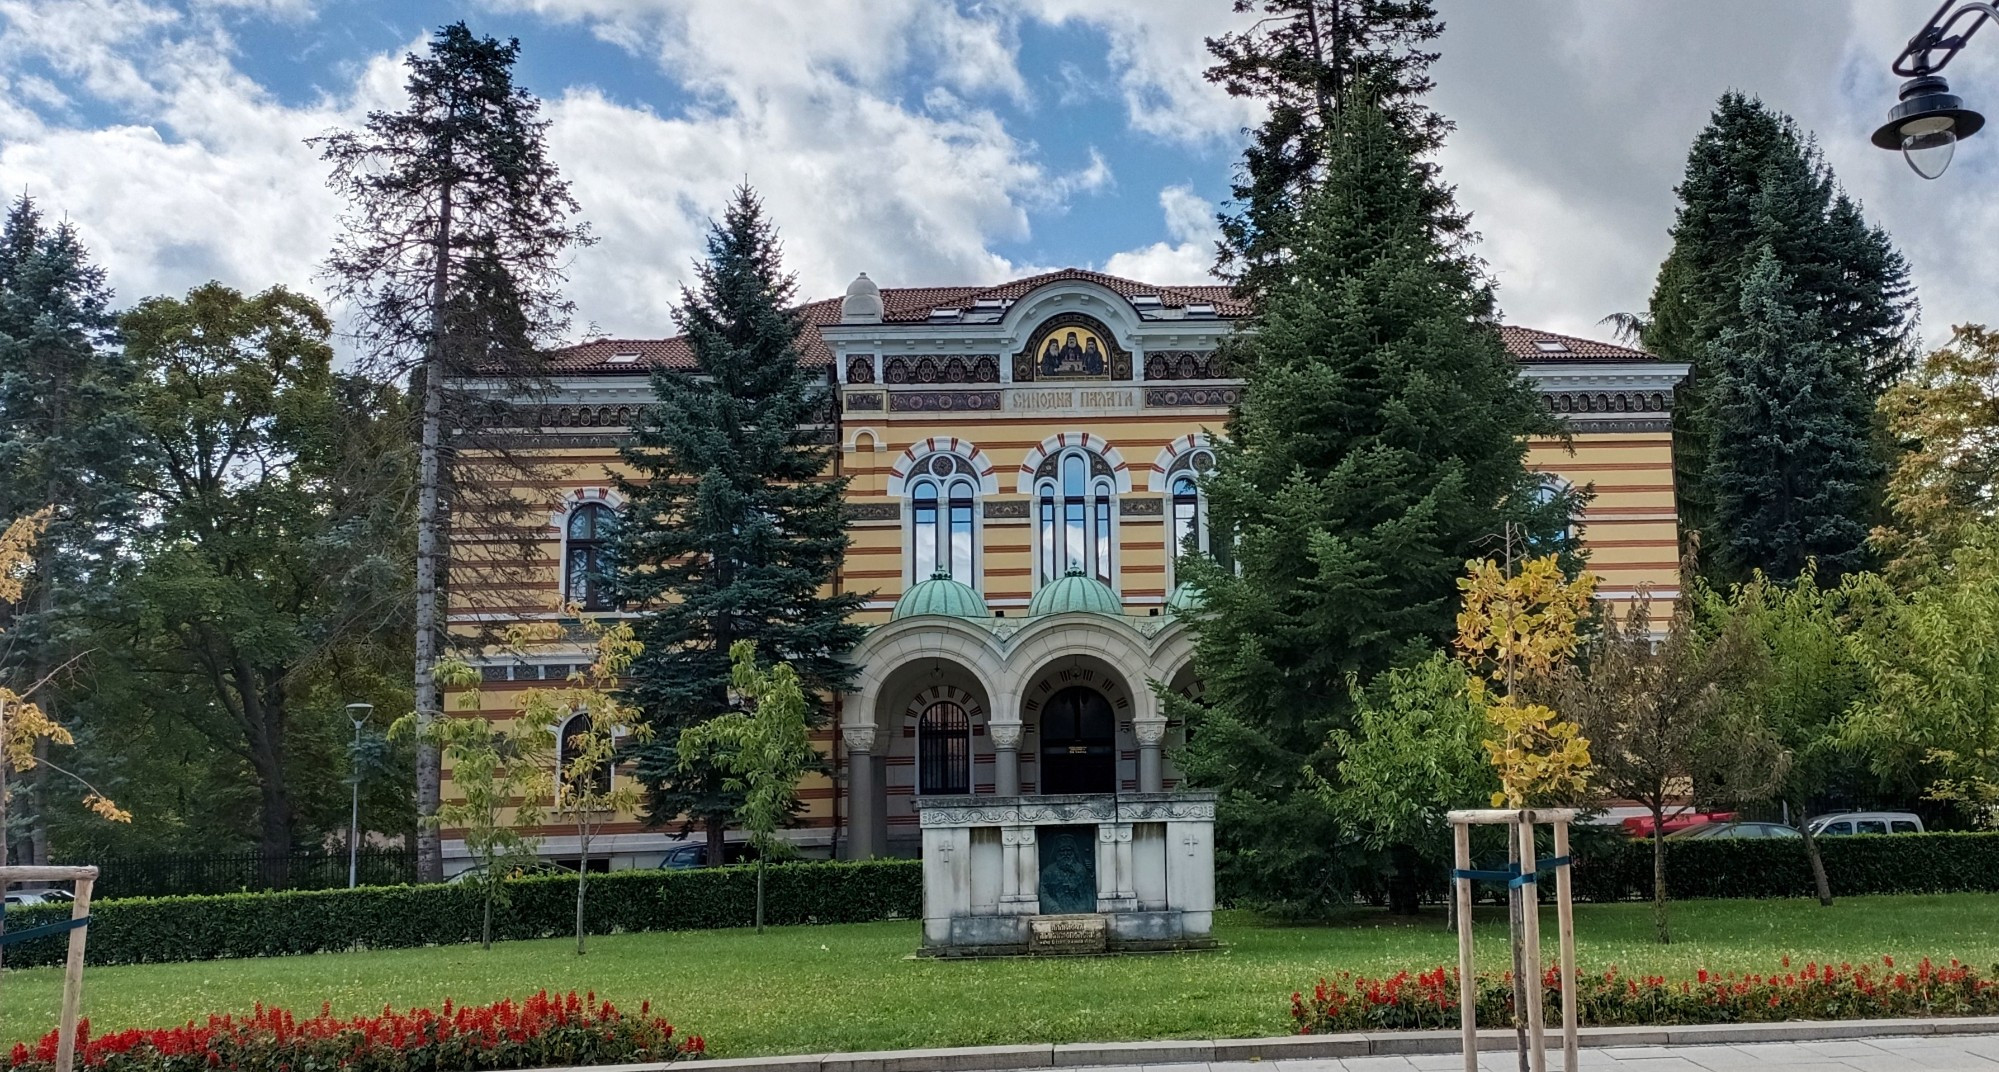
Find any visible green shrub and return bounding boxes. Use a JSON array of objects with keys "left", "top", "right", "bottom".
[
  {"left": 1572, "top": 831, "right": 1999, "bottom": 902},
  {"left": 0, "top": 858, "right": 919, "bottom": 968}
]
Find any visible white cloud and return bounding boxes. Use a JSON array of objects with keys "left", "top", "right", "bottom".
[{"left": 1100, "top": 183, "right": 1219, "bottom": 284}]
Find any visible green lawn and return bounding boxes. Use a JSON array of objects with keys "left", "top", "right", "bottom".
[{"left": 4, "top": 895, "right": 1997, "bottom": 1056}]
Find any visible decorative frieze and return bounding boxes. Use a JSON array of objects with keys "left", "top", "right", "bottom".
[
  {"left": 914, "top": 792, "right": 1220, "bottom": 828},
  {"left": 1144, "top": 386, "right": 1241, "bottom": 408},
  {"left": 844, "top": 391, "right": 884, "bottom": 411},
  {"left": 1119, "top": 498, "right": 1163, "bottom": 517},
  {"left": 1565, "top": 417, "right": 1674, "bottom": 435},
  {"left": 1543, "top": 390, "right": 1670, "bottom": 415},
  {"left": 889, "top": 390, "right": 1004, "bottom": 413},
  {"left": 844, "top": 502, "right": 901, "bottom": 523},
  {"left": 1143, "top": 350, "right": 1229, "bottom": 380},
  {"left": 846, "top": 355, "right": 876, "bottom": 384},
  {"left": 983, "top": 500, "right": 1030, "bottom": 520},
  {"left": 884, "top": 354, "right": 1001, "bottom": 384}
]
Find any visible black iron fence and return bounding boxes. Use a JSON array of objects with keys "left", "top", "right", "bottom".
[{"left": 43, "top": 851, "right": 417, "bottom": 900}]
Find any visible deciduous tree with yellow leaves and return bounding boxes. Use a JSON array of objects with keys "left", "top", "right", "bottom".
[{"left": 1454, "top": 551, "right": 1596, "bottom": 809}]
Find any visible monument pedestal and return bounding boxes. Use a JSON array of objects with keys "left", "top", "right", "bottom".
[{"left": 914, "top": 793, "right": 1217, "bottom": 957}]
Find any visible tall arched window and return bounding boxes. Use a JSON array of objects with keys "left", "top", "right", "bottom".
[
  {"left": 1037, "top": 449, "right": 1116, "bottom": 586},
  {"left": 916, "top": 701, "right": 970, "bottom": 795},
  {"left": 1165, "top": 448, "right": 1226, "bottom": 572},
  {"left": 565, "top": 503, "right": 617, "bottom": 611},
  {"left": 909, "top": 454, "right": 980, "bottom": 586},
  {"left": 1525, "top": 475, "right": 1580, "bottom": 555},
  {"left": 556, "top": 711, "right": 613, "bottom": 796}
]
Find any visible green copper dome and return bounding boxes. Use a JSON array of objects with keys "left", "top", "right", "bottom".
[
  {"left": 1028, "top": 566, "right": 1123, "bottom": 617},
  {"left": 1166, "top": 581, "right": 1205, "bottom": 615},
  {"left": 892, "top": 571, "right": 991, "bottom": 620}
]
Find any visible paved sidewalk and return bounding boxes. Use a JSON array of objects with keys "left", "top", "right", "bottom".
[{"left": 1116, "top": 1033, "right": 1999, "bottom": 1072}]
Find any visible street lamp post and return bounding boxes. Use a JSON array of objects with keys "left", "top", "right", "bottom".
[
  {"left": 1875, "top": 1, "right": 1993, "bottom": 178},
  {"left": 344, "top": 703, "right": 374, "bottom": 888}
]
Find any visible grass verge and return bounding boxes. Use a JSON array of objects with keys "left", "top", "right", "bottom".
[{"left": 4, "top": 894, "right": 1996, "bottom": 1057}]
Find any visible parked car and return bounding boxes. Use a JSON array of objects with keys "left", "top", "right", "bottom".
[
  {"left": 445, "top": 861, "right": 574, "bottom": 884},
  {"left": 1665, "top": 820, "right": 1802, "bottom": 841},
  {"left": 1808, "top": 811, "right": 1924, "bottom": 836},
  {"left": 657, "top": 841, "right": 758, "bottom": 870},
  {"left": 1622, "top": 811, "right": 1735, "bottom": 838},
  {"left": 3, "top": 889, "right": 72, "bottom": 907}
]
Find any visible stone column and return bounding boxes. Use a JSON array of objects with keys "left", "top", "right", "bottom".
[
  {"left": 1134, "top": 718, "right": 1167, "bottom": 793},
  {"left": 843, "top": 725, "right": 879, "bottom": 860},
  {"left": 990, "top": 721, "right": 1023, "bottom": 796}
]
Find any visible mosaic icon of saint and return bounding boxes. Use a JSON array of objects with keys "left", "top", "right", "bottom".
[
  {"left": 1082, "top": 337, "right": 1103, "bottom": 374},
  {"left": 1041, "top": 336, "right": 1064, "bottom": 375}
]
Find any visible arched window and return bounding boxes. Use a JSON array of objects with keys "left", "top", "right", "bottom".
[
  {"left": 908, "top": 454, "right": 980, "bottom": 586},
  {"left": 1165, "top": 448, "right": 1227, "bottom": 572},
  {"left": 1525, "top": 475, "right": 1580, "bottom": 554},
  {"left": 564, "top": 503, "right": 617, "bottom": 611},
  {"left": 556, "top": 711, "right": 613, "bottom": 796},
  {"left": 1037, "top": 449, "right": 1116, "bottom": 586},
  {"left": 916, "top": 701, "right": 970, "bottom": 795}
]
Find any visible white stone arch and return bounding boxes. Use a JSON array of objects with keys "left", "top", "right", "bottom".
[
  {"left": 845, "top": 426, "right": 886, "bottom": 453},
  {"left": 996, "top": 279, "right": 1148, "bottom": 350},
  {"left": 843, "top": 617, "right": 1009, "bottom": 753},
  {"left": 1014, "top": 432, "right": 1133, "bottom": 494},
  {"left": 888, "top": 436, "right": 1000, "bottom": 497},
  {"left": 1145, "top": 433, "right": 1221, "bottom": 492},
  {"left": 550, "top": 485, "right": 625, "bottom": 525},
  {"left": 999, "top": 616, "right": 1162, "bottom": 724}
]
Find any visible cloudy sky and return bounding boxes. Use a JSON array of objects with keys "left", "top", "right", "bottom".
[{"left": 2, "top": 0, "right": 1993, "bottom": 348}]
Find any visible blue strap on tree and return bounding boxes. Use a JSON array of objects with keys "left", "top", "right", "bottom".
[
  {"left": 0, "top": 916, "right": 90, "bottom": 948},
  {"left": 1452, "top": 855, "right": 1572, "bottom": 888}
]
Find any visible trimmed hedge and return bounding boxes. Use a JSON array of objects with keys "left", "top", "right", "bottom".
[
  {"left": 1573, "top": 830, "right": 1999, "bottom": 902},
  {"left": 0, "top": 858, "right": 919, "bottom": 968}
]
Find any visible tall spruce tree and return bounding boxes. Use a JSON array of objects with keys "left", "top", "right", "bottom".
[
  {"left": 1205, "top": 0, "right": 1467, "bottom": 299},
  {"left": 1705, "top": 251, "right": 1880, "bottom": 581},
  {"left": 612, "top": 188, "right": 862, "bottom": 864},
  {"left": 1645, "top": 93, "right": 1914, "bottom": 573},
  {"left": 316, "top": 23, "right": 591, "bottom": 881},
  {"left": 0, "top": 195, "right": 133, "bottom": 865},
  {"left": 1172, "top": 102, "right": 1568, "bottom": 909}
]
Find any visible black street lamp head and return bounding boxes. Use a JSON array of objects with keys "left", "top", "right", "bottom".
[{"left": 1874, "top": 74, "right": 1986, "bottom": 178}]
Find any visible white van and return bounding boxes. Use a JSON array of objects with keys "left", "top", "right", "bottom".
[{"left": 1808, "top": 811, "right": 1925, "bottom": 836}]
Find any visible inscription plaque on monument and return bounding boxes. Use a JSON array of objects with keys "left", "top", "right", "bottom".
[{"left": 1029, "top": 913, "right": 1109, "bottom": 956}]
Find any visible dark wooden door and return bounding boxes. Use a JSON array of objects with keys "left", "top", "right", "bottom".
[{"left": 1038, "top": 686, "right": 1115, "bottom": 794}]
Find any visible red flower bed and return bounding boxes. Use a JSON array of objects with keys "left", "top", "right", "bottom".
[
  {"left": 1291, "top": 957, "right": 1999, "bottom": 1033},
  {"left": 7, "top": 991, "right": 701, "bottom": 1072}
]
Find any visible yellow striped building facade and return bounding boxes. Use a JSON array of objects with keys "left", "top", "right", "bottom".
[{"left": 443, "top": 269, "right": 1687, "bottom": 871}]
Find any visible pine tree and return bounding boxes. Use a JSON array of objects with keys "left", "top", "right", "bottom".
[
  {"left": 612, "top": 188, "right": 862, "bottom": 864},
  {"left": 1172, "top": 103, "right": 1568, "bottom": 909},
  {"left": 316, "top": 23, "right": 592, "bottom": 881},
  {"left": 1205, "top": 0, "right": 1467, "bottom": 299},
  {"left": 1705, "top": 251, "right": 1880, "bottom": 582},
  {"left": 1645, "top": 93, "right": 1913, "bottom": 570},
  {"left": 0, "top": 195, "right": 133, "bottom": 865}
]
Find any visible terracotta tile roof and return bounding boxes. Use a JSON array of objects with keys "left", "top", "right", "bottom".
[
  {"left": 547, "top": 271, "right": 1649, "bottom": 374},
  {"left": 1499, "top": 325, "right": 1653, "bottom": 363}
]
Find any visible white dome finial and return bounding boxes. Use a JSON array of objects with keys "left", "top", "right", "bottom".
[{"left": 842, "top": 271, "right": 883, "bottom": 324}]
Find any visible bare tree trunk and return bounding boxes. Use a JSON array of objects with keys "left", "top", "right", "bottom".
[
  {"left": 481, "top": 882, "right": 494, "bottom": 951},
  {"left": 574, "top": 818, "right": 588, "bottom": 956},
  {"left": 1796, "top": 800, "right": 1833, "bottom": 907},
  {"left": 756, "top": 855, "right": 765, "bottom": 935},
  {"left": 1651, "top": 801, "right": 1670, "bottom": 944},
  {"left": 412, "top": 182, "right": 454, "bottom": 885}
]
